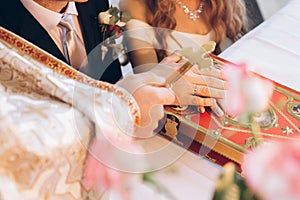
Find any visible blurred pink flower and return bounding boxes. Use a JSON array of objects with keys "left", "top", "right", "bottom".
[
  {"left": 221, "top": 62, "right": 273, "bottom": 117},
  {"left": 82, "top": 138, "right": 130, "bottom": 200},
  {"left": 242, "top": 140, "right": 300, "bottom": 200},
  {"left": 82, "top": 139, "right": 123, "bottom": 189},
  {"left": 82, "top": 128, "right": 145, "bottom": 199}
]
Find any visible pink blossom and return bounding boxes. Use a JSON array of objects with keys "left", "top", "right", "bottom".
[
  {"left": 82, "top": 128, "right": 145, "bottom": 199},
  {"left": 82, "top": 139, "right": 124, "bottom": 190},
  {"left": 221, "top": 62, "right": 273, "bottom": 117},
  {"left": 242, "top": 140, "right": 300, "bottom": 200}
]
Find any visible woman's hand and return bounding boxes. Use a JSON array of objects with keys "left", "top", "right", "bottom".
[{"left": 147, "top": 54, "right": 226, "bottom": 117}]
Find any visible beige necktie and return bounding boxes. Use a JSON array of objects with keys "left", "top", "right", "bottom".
[{"left": 59, "top": 14, "right": 87, "bottom": 69}]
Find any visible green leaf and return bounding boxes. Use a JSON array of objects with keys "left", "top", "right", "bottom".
[
  {"left": 110, "top": 28, "right": 119, "bottom": 36},
  {"left": 142, "top": 172, "right": 176, "bottom": 200},
  {"left": 109, "top": 15, "right": 120, "bottom": 25},
  {"left": 212, "top": 163, "right": 260, "bottom": 200},
  {"left": 109, "top": 7, "right": 119, "bottom": 16},
  {"left": 120, "top": 12, "right": 131, "bottom": 22},
  {"left": 111, "top": 43, "right": 124, "bottom": 52}
]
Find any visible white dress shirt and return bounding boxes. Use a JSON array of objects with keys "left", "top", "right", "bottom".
[{"left": 20, "top": 0, "right": 86, "bottom": 57}]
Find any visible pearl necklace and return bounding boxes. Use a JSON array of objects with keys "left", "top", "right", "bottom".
[{"left": 175, "top": 0, "right": 205, "bottom": 21}]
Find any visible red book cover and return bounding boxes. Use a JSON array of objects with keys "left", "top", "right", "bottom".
[{"left": 159, "top": 54, "right": 300, "bottom": 171}]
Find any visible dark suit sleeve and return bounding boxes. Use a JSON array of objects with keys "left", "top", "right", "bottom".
[
  {"left": 0, "top": 0, "right": 21, "bottom": 32},
  {"left": 80, "top": 45, "right": 122, "bottom": 84},
  {"left": 0, "top": 0, "right": 68, "bottom": 63},
  {"left": 77, "top": 0, "right": 123, "bottom": 84}
]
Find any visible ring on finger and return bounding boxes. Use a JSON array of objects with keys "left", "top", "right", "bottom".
[{"left": 193, "top": 85, "right": 199, "bottom": 96}]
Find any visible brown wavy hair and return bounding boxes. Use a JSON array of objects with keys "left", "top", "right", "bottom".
[{"left": 144, "top": 0, "right": 248, "bottom": 60}]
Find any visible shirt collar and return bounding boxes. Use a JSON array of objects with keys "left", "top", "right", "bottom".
[{"left": 20, "top": 0, "right": 78, "bottom": 31}]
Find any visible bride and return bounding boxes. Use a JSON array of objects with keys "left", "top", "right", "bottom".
[{"left": 120, "top": 0, "right": 248, "bottom": 69}]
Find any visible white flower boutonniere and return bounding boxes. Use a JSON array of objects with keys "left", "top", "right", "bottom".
[{"left": 98, "top": 7, "right": 131, "bottom": 65}]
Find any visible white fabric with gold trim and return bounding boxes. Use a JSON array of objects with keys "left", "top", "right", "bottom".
[{"left": 0, "top": 27, "right": 138, "bottom": 199}]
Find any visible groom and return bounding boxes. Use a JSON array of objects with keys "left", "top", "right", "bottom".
[{"left": 0, "top": 0, "right": 122, "bottom": 83}]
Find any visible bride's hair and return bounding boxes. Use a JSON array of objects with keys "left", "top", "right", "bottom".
[{"left": 145, "top": 0, "right": 248, "bottom": 60}]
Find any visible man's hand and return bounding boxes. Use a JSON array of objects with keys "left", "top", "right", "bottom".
[{"left": 117, "top": 56, "right": 180, "bottom": 138}]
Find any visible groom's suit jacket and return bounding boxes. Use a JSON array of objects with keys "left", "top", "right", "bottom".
[{"left": 0, "top": 0, "right": 122, "bottom": 83}]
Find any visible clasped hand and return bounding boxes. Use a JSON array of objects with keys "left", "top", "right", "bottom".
[
  {"left": 118, "top": 53, "right": 226, "bottom": 137},
  {"left": 150, "top": 53, "right": 226, "bottom": 117}
]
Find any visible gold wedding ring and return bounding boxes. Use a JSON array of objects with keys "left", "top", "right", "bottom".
[{"left": 193, "top": 85, "right": 199, "bottom": 96}]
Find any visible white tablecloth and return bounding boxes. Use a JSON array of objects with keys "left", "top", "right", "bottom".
[
  {"left": 130, "top": 136, "right": 222, "bottom": 200},
  {"left": 220, "top": 0, "right": 300, "bottom": 92}
]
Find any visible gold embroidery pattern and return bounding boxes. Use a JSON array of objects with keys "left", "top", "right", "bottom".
[
  {"left": 0, "top": 28, "right": 140, "bottom": 126},
  {"left": 0, "top": 132, "right": 98, "bottom": 199},
  {"left": 0, "top": 27, "right": 138, "bottom": 199}
]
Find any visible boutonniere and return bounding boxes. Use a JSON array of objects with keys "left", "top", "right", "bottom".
[{"left": 98, "top": 7, "right": 131, "bottom": 65}]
